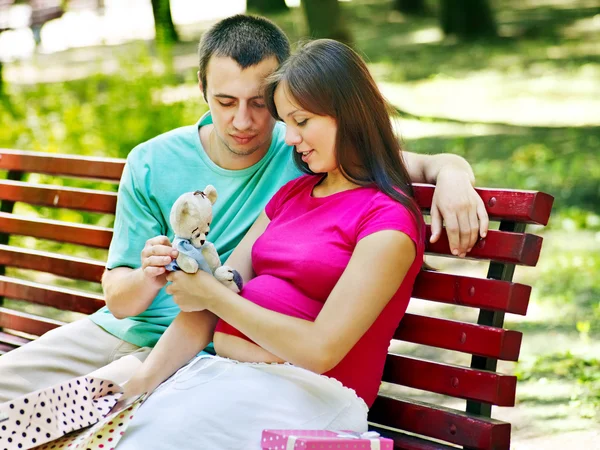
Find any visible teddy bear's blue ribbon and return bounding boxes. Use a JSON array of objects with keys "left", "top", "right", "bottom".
[{"left": 165, "top": 238, "right": 213, "bottom": 274}]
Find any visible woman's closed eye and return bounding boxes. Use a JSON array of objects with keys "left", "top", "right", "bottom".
[{"left": 296, "top": 118, "right": 308, "bottom": 127}]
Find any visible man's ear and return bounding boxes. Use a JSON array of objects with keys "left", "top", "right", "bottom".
[
  {"left": 198, "top": 71, "right": 207, "bottom": 103},
  {"left": 203, "top": 185, "right": 218, "bottom": 205}
]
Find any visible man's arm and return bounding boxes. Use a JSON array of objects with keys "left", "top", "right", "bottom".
[
  {"left": 101, "top": 154, "right": 173, "bottom": 318},
  {"left": 403, "top": 152, "right": 489, "bottom": 257},
  {"left": 102, "top": 236, "right": 177, "bottom": 319}
]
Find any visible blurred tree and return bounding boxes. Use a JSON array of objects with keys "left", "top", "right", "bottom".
[
  {"left": 150, "top": 0, "right": 179, "bottom": 45},
  {"left": 393, "top": 0, "right": 428, "bottom": 16},
  {"left": 440, "top": 0, "right": 497, "bottom": 39},
  {"left": 247, "top": 0, "right": 289, "bottom": 13},
  {"left": 0, "top": 61, "right": 3, "bottom": 97},
  {"left": 302, "top": 0, "right": 352, "bottom": 45}
]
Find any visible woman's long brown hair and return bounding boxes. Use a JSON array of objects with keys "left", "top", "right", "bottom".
[{"left": 264, "top": 39, "right": 422, "bottom": 234}]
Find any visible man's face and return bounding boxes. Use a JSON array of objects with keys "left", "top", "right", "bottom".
[{"left": 201, "top": 55, "right": 279, "bottom": 158}]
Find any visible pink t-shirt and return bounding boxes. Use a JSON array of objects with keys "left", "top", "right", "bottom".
[{"left": 215, "top": 174, "right": 424, "bottom": 407}]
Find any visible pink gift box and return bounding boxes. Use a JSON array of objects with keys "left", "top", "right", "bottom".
[{"left": 261, "top": 429, "right": 394, "bottom": 450}]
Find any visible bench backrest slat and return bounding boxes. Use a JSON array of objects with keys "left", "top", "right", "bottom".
[
  {"left": 0, "top": 180, "right": 118, "bottom": 214},
  {"left": 426, "top": 226, "right": 543, "bottom": 266},
  {"left": 0, "top": 331, "right": 30, "bottom": 348},
  {"left": 0, "top": 212, "right": 113, "bottom": 248},
  {"left": 414, "top": 184, "right": 553, "bottom": 225},
  {"left": 0, "top": 245, "right": 105, "bottom": 283},
  {"left": 396, "top": 313, "right": 523, "bottom": 361},
  {"left": 370, "top": 397, "right": 511, "bottom": 450},
  {"left": 413, "top": 270, "right": 531, "bottom": 315},
  {"left": 383, "top": 354, "right": 517, "bottom": 406},
  {"left": 0, "top": 276, "right": 105, "bottom": 314},
  {"left": 0, "top": 149, "right": 124, "bottom": 180},
  {"left": 0, "top": 307, "right": 63, "bottom": 336}
]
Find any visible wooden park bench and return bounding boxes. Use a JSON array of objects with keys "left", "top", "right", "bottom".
[{"left": 0, "top": 148, "right": 554, "bottom": 449}]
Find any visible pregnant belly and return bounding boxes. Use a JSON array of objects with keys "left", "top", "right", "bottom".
[
  {"left": 214, "top": 274, "right": 324, "bottom": 362},
  {"left": 236, "top": 274, "right": 324, "bottom": 319}
]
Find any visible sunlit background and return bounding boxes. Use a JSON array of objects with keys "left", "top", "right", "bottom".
[{"left": 0, "top": 1, "right": 599, "bottom": 447}]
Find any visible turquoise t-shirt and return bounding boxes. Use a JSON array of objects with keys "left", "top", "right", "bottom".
[{"left": 90, "top": 113, "right": 302, "bottom": 348}]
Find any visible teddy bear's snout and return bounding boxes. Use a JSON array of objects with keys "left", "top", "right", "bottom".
[{"left": 200, "top": 239, "right": 206, "bottom": 245}]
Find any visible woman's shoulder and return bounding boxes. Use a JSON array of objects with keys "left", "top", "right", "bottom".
[{"left": 355, "top": 188, "right": 424, "bottom": 248}]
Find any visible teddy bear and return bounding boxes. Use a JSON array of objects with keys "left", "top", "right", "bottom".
[{"left": 165, "top": 186, "right": 243, "bottom": 293}]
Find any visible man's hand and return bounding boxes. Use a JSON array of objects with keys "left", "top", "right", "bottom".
[
  {"left": 141, "top": 236, "right": 178, "bottom": 286},
  {"left": 429, "top": 167, "right": 489, "bottom": 257}
]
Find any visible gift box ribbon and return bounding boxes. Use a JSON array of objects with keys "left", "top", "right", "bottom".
[{"left": 285, "top": 431, "right": 383, "bottom": 450}]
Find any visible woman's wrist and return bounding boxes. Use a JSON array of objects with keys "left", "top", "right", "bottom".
[
  {"left": 205, "top": 280, "right": 235, "bottom": 313},
  {"left": 122, "top": 373, "right": 154, "bottom": 398}
]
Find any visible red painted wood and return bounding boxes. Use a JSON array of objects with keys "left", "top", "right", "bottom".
[
  {"left": 369, "top": 397, "right": 510, "bottom": 450},
  {"left": 0, "top": 275, "right": 105, "bottom": 314},
  {"left": 0, "top": 149, "right": 124, "bottom": 181},
  {"left": 0, "top": 308, "right": 63, "bottom": 336},
  {"left": 368, "top": 427, "right": 459, "bottom": 450},
  {"left": 0, "top": 342, "right": 17, "bottom": 354},
  {"left": 0, "top": 151, "right": 555, "bottom": 225},
  {"left": 0, "top": 180, "right": 117, "bottom": 213},
  {"left": 425, "top": 226, "right": 543, "bottom": 266},
  {"left": 382, "top": 355, "right": 517, "bottom": 406},
  {"left": 0, "top": 212, "right": 113, "bottom": 248},
  {"left": 395, "top": 313, "right": 523, "bottom": 361},
  {"left": 413, "top": 184, "right": 554, "bottom": 225},
  {"left": 413, "top": 271, "right": 531, "bottom": 315},
  {"left": 0, "top": 330, "right": 31, "bottom": 347},
  {"left": 0, "top": 244, "right": 105, "bottom": 283}
]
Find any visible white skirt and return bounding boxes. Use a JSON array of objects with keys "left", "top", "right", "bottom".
[{"left": 117, "top": 355, "right": 368, "bottom": 450}]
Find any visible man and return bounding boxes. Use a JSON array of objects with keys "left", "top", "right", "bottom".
[{"left": 0, "top": 15, "right": 487, "bottom": 403}]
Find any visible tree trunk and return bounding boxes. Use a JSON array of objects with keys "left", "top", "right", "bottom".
[
  {"left": 302, "top": 0, "right": 352, "bottom": 45},
  {"left": 247, "top": 0, "right": 289, "bottom": 13},
  {"left": 393, "top": 0, "right": 428, "bottom": 16},
  {"left": 440, "top": 0, "right": 497, "bottom": 39},
  {"left": 150, "top": 0, "right": 179, "bottom": 45}
]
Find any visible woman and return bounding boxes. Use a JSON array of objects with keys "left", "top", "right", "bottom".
[{"left": 117, "top": 39, "right": 425, "bottom": 450}]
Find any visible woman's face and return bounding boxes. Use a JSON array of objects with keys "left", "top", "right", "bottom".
[{"left": 274, "top": 83, "right": 338, "bottom": 174}]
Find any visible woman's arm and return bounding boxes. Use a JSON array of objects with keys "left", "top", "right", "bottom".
[
  {"left": 169, "top": 229, "right": 416, "bottom": 374},
  {"left": 122, "top": 212, "right": 273, "bottom": 398},
  {"left": 222, "top": 211, "right": 271, "bottom": 282},
  {"left": 121, "top": 310, "right": 217, "bottom": 398}
]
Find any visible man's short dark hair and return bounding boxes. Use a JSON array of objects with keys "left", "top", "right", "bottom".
[{"left": 198, "top": 14, "right": 290, "bottom": 99}]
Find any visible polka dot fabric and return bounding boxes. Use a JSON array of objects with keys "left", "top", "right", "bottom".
[
  {"left": 0, "top": 376, "right": 123, "bottom": 450},
  {"left": 31, "top": 396, "right": 145, "bottom": 450},
  {"left": 260, "top": 430, "right": 393, "bottom": 450}
]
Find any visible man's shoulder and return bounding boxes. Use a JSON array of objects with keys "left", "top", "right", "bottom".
[{"left": 127, "top": 124, "right": 198, "bottom": 166}]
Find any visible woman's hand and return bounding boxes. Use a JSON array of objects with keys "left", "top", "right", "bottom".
[
  {"left": 109, "top": 376, "right": 148, "bottom": 414},
  {"left": 166, "top": 270, "right": 228, "bottom": 312}
]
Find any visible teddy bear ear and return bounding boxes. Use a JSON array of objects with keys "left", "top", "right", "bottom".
[{"left": 203, "top": 185, "right": 218, "bottom": 205}]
